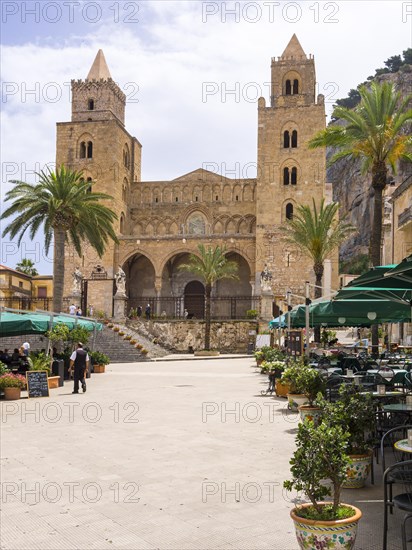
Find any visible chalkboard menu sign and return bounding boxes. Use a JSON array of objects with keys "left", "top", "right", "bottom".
[
  {"left": 286, "top": 330, "right": 304, "bottom": 357},
  {"left": 26, "top": 371, "right": 50, "bottom": 398}
]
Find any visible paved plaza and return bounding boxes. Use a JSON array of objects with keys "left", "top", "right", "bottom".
[{"left": 0, "top": 357, "right": 405, "bottom": 549}]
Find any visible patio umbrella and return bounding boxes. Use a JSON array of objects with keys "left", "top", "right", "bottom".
[{"left": 283, "top": 298, "right": 411, "bottom": 328}]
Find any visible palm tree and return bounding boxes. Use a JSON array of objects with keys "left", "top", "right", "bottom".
[
  {"left": 1, "top": 165, "right": 118, "bottom": 313},
  {"left": 308, "top": 81, "right": 412, "bottom": 267},
  {"left": 179, "top": 244, "right": 239, "bottom": 350},
  {"left": 15, "top": 258, "right": 39, "bottom": 276},
  {"left": 282, "top": 199, "right": 354, "bottom": 341}
]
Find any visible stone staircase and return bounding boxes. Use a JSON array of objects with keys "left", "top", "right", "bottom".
[{"left": 94, "top": 324, "right": 169, "bottom": 363}]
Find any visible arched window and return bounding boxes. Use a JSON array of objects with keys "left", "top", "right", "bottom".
[
  {"left": 120, "top": 213, "right": 125, "bottom": 234},
  {"left": 87, "top": 141, "right": 93, "bottom": 159},
  {"left": 285, "top": 80, "right": 292, "bottom": 95},
  {"left": 123, "top": 145, "right": 130, "bottom": 169},
  {"left": 80, "top": 142, "right": 86, "bottom": 159},
  {"left": 286, "top": 203, "right": 294, "bottom": 220},
  {"left": 293, "top": 79, "right": 299, "bottom": 94},
  {"left": 291, "top": 130, "right": 298, "bottom": 148},
  {"left": 291, "top": 167, "right": 297, "bottom": 185},
  {"left": 88, "top": 99, "right": 95, "bottom": 110},
  {"left": 283, "top": 131, "right": 290, "bottom": 148},
  {"left": 283, "top": 167, "right": 290, "bottom": 186},
  {"left": 87, "top": 177, "right": 92, "bottom": 193}
]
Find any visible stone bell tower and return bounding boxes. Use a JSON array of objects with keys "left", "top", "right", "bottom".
[
  {"left": 56, "top": 49, "right": 142, "bottom": 315},
  {"left": 255, "top": 34, "right": 330, "bottom": 302}
]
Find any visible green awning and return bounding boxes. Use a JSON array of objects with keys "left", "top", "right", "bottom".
[{"left": 0, "top": 310, "right": 103, "bottom": 337}]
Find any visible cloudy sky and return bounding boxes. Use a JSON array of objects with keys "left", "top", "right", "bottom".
[{"left": 1, "top": 0, "right": 411, "bottom": 274}]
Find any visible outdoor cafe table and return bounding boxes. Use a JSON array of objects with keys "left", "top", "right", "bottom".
[
  {"left": 394, "top": 439, "right": 412, "bottom": 453},
  {"left": 384, "top": 404, "right": 412, "bottom": 413},
  {"left": 362, "top": 391, "right": 404, "bottom": 399}
]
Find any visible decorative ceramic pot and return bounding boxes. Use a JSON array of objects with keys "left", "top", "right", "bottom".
[
  {"left": 343, "top": 454, "right": 372, "bottom": 489},
  {"left": 275, "top": 380, "right": 290, "bottom": 397},
  {"left": 298, "top": 405, "right": 323, "bottom": 426},
  {"left": 4, "top": 387, "right": 21, "bottom": 400},
  {"left": 287, "top": 393, "right": 308, "bottom": 412},
  {"left": 290, "top": 503, "right": 362, "bottom": 550},
  {"left": 93, "top": 364, "right": 106, "bottom": 373}
]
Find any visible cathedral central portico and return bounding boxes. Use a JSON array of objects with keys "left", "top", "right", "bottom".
[{"left": 57, "top": 36, "right": 336, "bottom": 318}]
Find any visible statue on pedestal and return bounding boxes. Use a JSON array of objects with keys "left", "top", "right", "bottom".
[
  {"left": 260, "top": 264, "right": 273, "bottom": 293},
  {"left": 72, "top": 267, "right": 83, "bottom": 295},
  {"left": 115, "top": 265, "right": 127, "bottom": 296}
]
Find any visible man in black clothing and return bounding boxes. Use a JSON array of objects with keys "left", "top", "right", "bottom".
[{"left": 69, "top": 342, "right": 89, "bottom": 394}]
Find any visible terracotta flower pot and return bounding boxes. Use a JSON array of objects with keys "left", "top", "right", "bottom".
[
  {"left": 275, "top": 379, "right": 290, "bottom": 397},
  {"left": 4, "top": 387, "right": 21, "bottom": 400},
  {"left": 93, "top": 364, "right": 106, "bottom": 373},
  {"left": 290, "top": 502, "right": 362, "bottom": 550}
]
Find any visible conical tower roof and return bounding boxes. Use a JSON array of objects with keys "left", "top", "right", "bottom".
[
  {"left": 281, "top": 34, "right": 306, "bottom": 59},
  {"left": 87, "top": 49, "right": 112, "bottom": 80}
]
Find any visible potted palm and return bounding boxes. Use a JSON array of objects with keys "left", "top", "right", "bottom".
[
  {"left": 319, "top": 385, "right": 375, "bottom": 488},
  {"left": 0, "top": 373, "right": 27, "bottom": 400},
  {"left": 28, "top": 352, "right": 56, "bottom": 387},
  {"left": 284, "top": 419, "right": 362, "bottom": 549},
  {"left": 90, "top": 351, "right": 110, "bottom": 373}
]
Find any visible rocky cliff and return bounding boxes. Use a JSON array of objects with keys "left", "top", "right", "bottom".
[{"left": 326, "top": 67, "right": 412, "bottom": 262}]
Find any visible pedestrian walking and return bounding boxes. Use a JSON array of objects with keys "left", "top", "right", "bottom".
[
  {"left": 145, "top": 304, "right": 151, "bottom": 320},
  {"left": 69, "top": 342, "right": 89, "bottom": 394},
  {"left": 137, "top": 305, "right": 142, "bottom": 317},
  {"left": 69, "top": 303, "right": 76, "bottom": 315}
]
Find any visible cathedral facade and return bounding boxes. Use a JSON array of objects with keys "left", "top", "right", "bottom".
[{"left": 57, "top": 35, "right": 337, "bottom": 318}]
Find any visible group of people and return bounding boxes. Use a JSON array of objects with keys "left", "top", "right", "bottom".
[
  {"left": 0, "top": 342, "right": 31, "bottom": 372},
  {"left": 69, "top": 304, "right": 85, "bottom": 316},
  {"left": 133, "top": 304, "right": 151, "bottom": 320}
]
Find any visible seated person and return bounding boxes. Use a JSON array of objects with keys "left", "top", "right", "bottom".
[
  {"left": 10, "top": 348, "right": 22, "bottom": 368},
  {"left": 0, "top": 349, "right": 11, "bottom": 365}
]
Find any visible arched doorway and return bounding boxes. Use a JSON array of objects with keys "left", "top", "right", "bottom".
[{"left": 184, "top": 281, "right": 205, "bottom": 319}]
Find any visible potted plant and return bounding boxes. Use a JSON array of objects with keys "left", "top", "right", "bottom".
[
  {"left": 135, "top": 343, "right": 143, "bottom": 350},
  {"left": 254, "top": 349, "right": 265, "bottom": 366},
  {"left": 0, "top": 373, "right": 27, "bottom": 400},
  {"left": 280, "top": 360, "right": 308, "bottom": 411},
  {"left": 141, "top": 348, "right": 149, "bottom": 356},
  {"left": 319, "top": 385, "right": 375, "bottom": 488},
  {"left": 90, "top": 351, "right": 110, "bottom": 373},
  {"left": 295, "top": 367, "right": 326, "bottom": 425},
  {"left": 284, "top": 420, "right": 362, "bottom": 549},
  {"left": 28, "top": 352, "right": 56, "bottom": 388}
]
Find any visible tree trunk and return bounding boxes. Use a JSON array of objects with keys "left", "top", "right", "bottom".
[
  {"left": 53, "top": 226, "right": 65, "bottom": 313},
  {"left": 204, "top": 283, "right": 212, "bottom": 350},
  {"left": 370, "top": 162, "right": 387, "bottom": 357},
  {"left": 313, "top": 263, "right": 324, "bottom": 343}
]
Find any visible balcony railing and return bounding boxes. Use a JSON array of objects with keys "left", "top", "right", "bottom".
[{"left": 398, "top": 206, "right": 412, "bottom": 228}]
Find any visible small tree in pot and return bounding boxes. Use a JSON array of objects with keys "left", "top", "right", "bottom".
[
  {"left": 318, "top": 385, "right": 375, "bottom": 488},
  {"left": 284, "top": 419, "right": 362, "bottom": 549}
]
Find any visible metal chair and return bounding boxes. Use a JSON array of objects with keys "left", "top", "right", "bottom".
[{"left": 383, "top": 459, "right": 412, "bottom": 550}]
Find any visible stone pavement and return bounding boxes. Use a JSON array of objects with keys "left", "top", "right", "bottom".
[{"left": 0, "top": 357, "right": 405, "bottom": 549}]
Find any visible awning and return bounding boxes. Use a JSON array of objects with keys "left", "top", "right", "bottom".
[{"left": 0, "top": 310, "right": 103, "bottom": 337}]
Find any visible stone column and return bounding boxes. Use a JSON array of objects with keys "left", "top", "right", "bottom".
[
  {"left": 113, "top": 294, "right": 127, "bottom": 322},
  {"left": 155, "top": 278, "right": 162, "bottom": 316},
  {"left": 260, "top": 290, "right": 274, "bottom": 321}
]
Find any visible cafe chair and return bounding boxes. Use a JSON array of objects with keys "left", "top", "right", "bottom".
[
  {"left": 381, "top": 425, "right": 412, "bottom": 473},
  {"left": 383, "top": 460, "right": 412, "bottom": 550}
]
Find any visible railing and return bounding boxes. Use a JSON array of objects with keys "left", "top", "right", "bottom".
[
  {"left": 398, "top": 206, "right": 412, "bottom": 228},
  {"left": 0, "top": 296, "right": 259, "bottom": 320},
  {"left": 0, "top": 297, "right": 71, "bottom": 313},
  {"left": 127, "top": 296, "right": 260, "bottom": 320}
]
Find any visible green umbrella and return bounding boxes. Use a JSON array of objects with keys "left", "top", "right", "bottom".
[
  {"left": 0, "top": 310, "right": 102, "bottom": 337},
  {"left": 286, "top": 299, "right": 411, "bottom": 328}
]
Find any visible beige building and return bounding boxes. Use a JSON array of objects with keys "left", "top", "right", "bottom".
[
  {"left": 57, "top": 35, "right": 337, "bottom": 318},
  {"left": 0, "top": 265, "right": 53, "bottom": 310}
]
